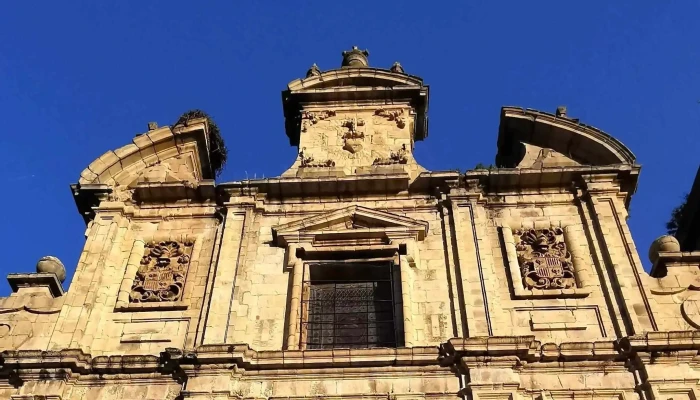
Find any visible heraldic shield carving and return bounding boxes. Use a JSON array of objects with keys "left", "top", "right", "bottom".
[
  {"left": 513, "top": 228, "right": 576, "bottom": 290},
  {"left": 130, "top": 240, "right": 193, "bottom": 303}
]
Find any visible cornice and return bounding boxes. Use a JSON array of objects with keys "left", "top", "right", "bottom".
[{"left": 1, "top": 333, "right": 700, "bottom": 383}]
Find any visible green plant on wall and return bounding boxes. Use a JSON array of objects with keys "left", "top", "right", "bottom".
[
  {"left": 666, "top": 193, "right": 689, "bottom": 235},
  {"left": 474, "top": 163, "right": 495, "bottom": 170}
]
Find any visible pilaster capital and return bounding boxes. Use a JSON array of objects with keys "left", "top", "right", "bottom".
[{"left": 577, "top": 173, "right": 624, "bottom": 197}]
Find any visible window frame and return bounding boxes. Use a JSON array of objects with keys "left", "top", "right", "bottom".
[{"left": 299, "top": 260, "right": 401, "bottom": 350}]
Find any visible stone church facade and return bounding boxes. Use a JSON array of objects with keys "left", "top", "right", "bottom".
[{"left": 1, "top": 47, "right": 699, "bottom": 400}]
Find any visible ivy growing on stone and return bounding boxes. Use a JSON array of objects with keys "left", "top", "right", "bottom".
[{"left": 174, "top": 109, "right": 227, "bottom": 178}]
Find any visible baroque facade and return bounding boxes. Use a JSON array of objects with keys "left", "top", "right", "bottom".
[{"left": 1, "top": 47, "right": 700, "bottom": 400}]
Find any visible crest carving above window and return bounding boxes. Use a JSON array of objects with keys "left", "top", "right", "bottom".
[
  {"left": 130, "top": 240, "right": 193, "bottom": 303},
  {"left": 513, "top": 228, "right": 575, "bottom": 290}
]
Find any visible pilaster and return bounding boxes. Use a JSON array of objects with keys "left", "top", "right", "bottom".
[
  {"left": 202, "top": 202, "right": 252, "bottom": 345},
  {"left": 447, "top": 184, "right": 492, "bottom": 336},
  {"left": 578, "top": 174, "right": 656, "bottom": 335},
  {"left": 49, "top": 204, "right": 127, "bottom": 351}
]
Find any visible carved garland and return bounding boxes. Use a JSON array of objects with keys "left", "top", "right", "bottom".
[
  {"left": 298, "top": 149, "right": 335, "bottom": 168},
  {"left": 375, "top": 109, "right": 406, "bottom": 129},
  {"left": 513, "top": 228, "right": 576, "bottom": 290},
  {"left": 301, "top": 110, "right": 336, "bottom": 132},
  {"left": 373, "top": 144, "right": 408, "bottom": 165},
  {"left": 130, "top": 240, "right": 193, "bottom": 303}
]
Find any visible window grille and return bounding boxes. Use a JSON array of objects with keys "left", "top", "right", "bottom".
[{"left": 301, "top": 262, "right": 397, "bottom": 349}]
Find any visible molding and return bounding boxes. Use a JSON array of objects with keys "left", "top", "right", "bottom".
[
  {"left": 6, "top": 273, "right": 64, "bottom": 298},
  {"left": 497, "top": 106, "right": 636, "bottom": 166},
  {"left": 271, "top": 205, "right": 429, "bottom": 247},
  {"left": 651, "top": 250, "right": 700, "bottom": 277},
  {"left": 0, "top": 333, "right": 699, "bottom": 381}
]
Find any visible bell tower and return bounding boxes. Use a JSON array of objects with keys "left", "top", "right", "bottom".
[{"left": 281, "top": 46, "right": 430, "bottom": 179}]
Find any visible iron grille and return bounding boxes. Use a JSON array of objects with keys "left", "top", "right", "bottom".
[{"left": 302, "top": 262, "right": 397, "bottom": 349}]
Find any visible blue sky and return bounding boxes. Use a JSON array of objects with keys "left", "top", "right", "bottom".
[{"left": 0, "top": 1, "right": 698, "bottom": 293}]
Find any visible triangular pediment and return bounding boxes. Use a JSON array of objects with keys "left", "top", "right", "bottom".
[{"left": 272, "top": 205, "right": 428, "bottom": 246}]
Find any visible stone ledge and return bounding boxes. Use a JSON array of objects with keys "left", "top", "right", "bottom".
[
  {"left": 114, "top": 302, "right": 188, "bottom": 312},
  {"left": 220, "top": 173, "right": 411, "bottom": 199},
  {"left": 442, "top": 336, "right": 621, "bottom": 364},
  {"left": 193, "top": 344, "right": 441, "bottom": 369},
  {"left": 133, "top": 180, "right": 216, "bottom": 203},
  {"left": 70, "top": 183, "right": 113, "bottom": 224},
  {"left": 619, "top": 330, "right": 700, "bottom": 352},
  {"left": 651, "top": 250, "right": 700, "bottom": 277},
  {"left": 7, "top": 273, "right": 64, "bottom": 298},
  {"left": 2, "top": 334, "right": 700, "bottom": 378},
  {"left": 512, "top": 286, "right": 592, "bottom": 300}
]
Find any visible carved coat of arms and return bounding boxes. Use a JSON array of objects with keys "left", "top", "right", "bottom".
[
  {"left": 513, "top": 228, "right": 575, "bottom": 290},
  {"left": 130, "top": 240, "right": 193, "bottom": 303}
]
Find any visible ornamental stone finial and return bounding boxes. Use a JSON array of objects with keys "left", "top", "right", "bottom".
[
  {"left": 556, "top": 106, "right": 567, "bottom": 117},
  {"left": 341, "top": 46, "right": 369, "bottom": 68},
  {"left": 306, "top": 63, "right": 321, "bottom": 78},
  {"left": 390, "top": 62, "right": 405, "bottom": 74},
  {"left": 649, "top": 235, "right": 681, "bottom": 264},
  {"left": 36, "top": 256, "right": 66, "bottom": 283}
]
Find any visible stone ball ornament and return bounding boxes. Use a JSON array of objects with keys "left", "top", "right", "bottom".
[
  {"left": 648, "top": 235, "right": 681, "bottom": 264},
  {"left": 36, "top": 256, "right": 66, "bottom": 283}
]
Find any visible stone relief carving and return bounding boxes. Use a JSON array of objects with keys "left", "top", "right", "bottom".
[
  {"left": 373, "top": 144, "right": 409, "bottom": 166},
  {"left": 130, "top": 240, "right": 193, "bottom": 303},
  {"left": 301, "top": 110, "right": 336, "bottom": 132},
  {"left": 651, "top": 277, "right": 700, "bottom": 329},
  {"left": 299, "top": 149, "right": 335, "bottom": 168},
  {"left": 341, "top": 119, "right": 366, "bottom": 154},
  {"left": 375, "top": 108, "right": 406, "bottom": 129},
  {"left": 513, "top": 228, "right": 576, "bottom": 290},
  {"left": 681, "top": 294, "right": 700, "bottom": 329},
  {"left": 110, "top": 187, "right": 135, "bottom": 202}
]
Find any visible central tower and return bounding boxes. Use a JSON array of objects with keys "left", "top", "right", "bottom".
[{"left": 281, "top": 46, "right": 429, "bottom": 179}]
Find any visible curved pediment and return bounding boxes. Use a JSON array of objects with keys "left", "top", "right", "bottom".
[
  {"left": 287, "top": 68, "right": 424, "bottom": 92},
  {"left": 76, "top": 119, "right": 213, "bottom": 190},
  {"left": 271, "top": 205, "right": 428, "bottom": 247},
  {"left": 497, "top": 107, "right": 636, "bottom": 167}
]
